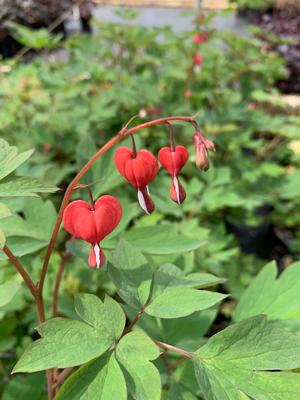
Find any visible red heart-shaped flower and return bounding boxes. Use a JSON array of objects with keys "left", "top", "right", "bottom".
[
  {"left": 158, "top": 145, "right": 189, "bottom": 176},
  {"left": 63, "top": 195, "right": 122, "bottom": 243},
  {"left": 114, "top": 147, "right": 159, "bottom": 189},
  {"left": 63, "top": 195, "right": 122, "bottom": 268}
]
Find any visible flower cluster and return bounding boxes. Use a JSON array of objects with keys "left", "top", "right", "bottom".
[
  {"left": 192, "top": 31, "right": 208, "bottom": 69},
  {"left": 62, "top": 122, "right": 215, "bottom": 269}
]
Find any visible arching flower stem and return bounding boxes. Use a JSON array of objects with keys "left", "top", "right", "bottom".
[{"left": 38, "top": 116, "right": 200, "bottom": 312}]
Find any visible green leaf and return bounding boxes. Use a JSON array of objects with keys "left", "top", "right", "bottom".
[
  {"left": 2, "top": 372, "right": 45, "bottom": 400},
  {"left": 160, "top": 307, "right": 218, "bottom": 351},
  {"left": 116, "top": 331, "right": 161, "bottom": 400},
  {"left": 234, "top": 261, "right": 300, "bottom": 323},
  {"left": 0, "top": 280, "right": 20, "bottom": 307},
  {"left": 145, "top": 264, "right": 226, "bottom": 318},
  {"left": 146, "top": 287, "right": 227, "bottom": 319},
  {"left": 193, "top": 315, "right": 300, "bottom": 400},
  {"left": 0, "top": 237, "right": 48, "bottom": 260},
  {"left": 151, "top": 264, "right": 225, "bottom": 297},
  {"left": 0, "top": 197, "right": 57, "bottom": 241},
  {"left": 166, "top": 382, "right": 198, "bottom": 400},
  {"left": 123, "top": 224, "right": 205, "bottom": 254},
  {"left": 0, "top": 177, "right": 58, "bottom": 197},
  {"left": 13, "top": 294, "right": 125, "bottom": 373},
  {"left": 0, "top": 202, "right": 12, "bottom": 219},
  {"left": 0, "top": 139, "right": 33, "bottom": 180},
  {"left": 0, "top": 228, "right": 5, "bottom": 248},
  {"left": 109, "top": 240, "right": 152, "bottom": 308},
  {"left": 74, "top": 294, "right": 126, "bottom": 341},
  {"left": 280, "top": 171, "right": 300, "bottom": 199},
  {"left": 56, "top": 353, "right": 127, "bottom": 400}
]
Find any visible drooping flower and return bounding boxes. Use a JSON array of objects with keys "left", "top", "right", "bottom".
[
  {"left": 193, "top": 132, "right": 215, "bottom": 171},
  {"left": 193, "top": 32, "right": 208, "bottom": 45},
  {"left": 193, "top": 52, "right": 203, "bottom": 66},
  {"left": 114, "top": 146, "right": 159, "bottom": 214},
  {"left": 63, "top": 195, "right": 122, "bottom": 269},
  {"left": 158, "top": 145, "right": 189, "bottom": 204}
]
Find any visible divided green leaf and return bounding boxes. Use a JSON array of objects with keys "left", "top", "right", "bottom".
[
  {"left": 13, "top": 294, "right": 126, "bottom": 373},
  {"left": 193, "top": 315, "right": 300, "bottom": 400},
  {"left": 145, "top": 264, "right": 227, "bottom": 318},
  {"left": 234, "top": 261, "right": 300, "bottom": 324},
  {"left": 0, "top": 177, "right": 58, "bottom": 197},
  {"left": 56, "top": 353, "right": 127, "bottom": 400},
  {"left": 116, "top": 331, "right": 161, "bottom": 400},
  {"left": 123, "top": 224, "right": 205, "bottom": 254},
  {"left": 0, "top": 139, "right": 33, "bottom": 181},
  {"left": 109, "top": 239, "right": 152, "bottom": 308}
]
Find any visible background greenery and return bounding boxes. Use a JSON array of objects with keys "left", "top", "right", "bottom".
[{"left": 1, "top": 8, "right": 300, "bottom": 398}]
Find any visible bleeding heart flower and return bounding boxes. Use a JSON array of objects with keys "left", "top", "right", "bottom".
[
  {"left": 193, "top": 52, "right": 203, "bottom": 66},
  {"left": 193, "top": 132, "right": 215, "bottom": 171},
  {"left": 193, "top": 32, "right": 208, "bottom": 44},
  {"left": 63, "top": 195, "right": 122, "bottom": 269},
  {"left": 158, "top": 145, "right": 189, "bottom": 204},
  {"left": 114, "top": 146, "right": 159, "bottom": 214}
]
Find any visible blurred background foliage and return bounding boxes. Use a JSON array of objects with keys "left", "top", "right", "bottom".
[{"left": 1, "top": 6, "right": 300, "bottom": 397}]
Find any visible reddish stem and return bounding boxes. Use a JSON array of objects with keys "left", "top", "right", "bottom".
[
  {"left": 86, "top": 187, "right": 95, "bottom": 211},
  {"left": 123, "top": 306, "right": 145, "bottom": 335},
  {"left": 166, "top": 122, "right": 175, "bottom": 152},
  {"left": 2, "top": 245, "right": 36, "bottom": 297},
  {"left": 52, "top": 251, "right": 71, "bottom": 317},
  {"left": 130, "top": 134, "right": 137, "bottom": 158},
  {"left": 155, "top": 340, "right": 194, "bottom": 359}
]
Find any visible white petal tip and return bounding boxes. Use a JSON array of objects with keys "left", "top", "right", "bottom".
[
  {"left": 137, "top": 190, "right": 150, "bottom": 214},
  {"left": 94, "top": 243, "right": 101, "bottom": 269},
  {"left": 173, "top": 176, "right": 181, "bottom": 204}
]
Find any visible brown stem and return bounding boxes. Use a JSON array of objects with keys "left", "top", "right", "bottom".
[
  {"left": 155, "top": 340, "right": 194, "bottom": 359},
  {"left": 2, "top": 245, "right": 36, "bottom": 297},
  {"left": 161, "top": 351, "right": 172, "bottom": 377},
  {"left": 2, "top": 246, "right": 52, "bottom": 397},
  {"left": 123, "top": 306, "right": 145, "bottom": 335},
  {"left": 166, "top": 122, "right": 175, "bottom": 152},
  {"left": 52, "top": 367, "right": 74, "bottom": 390},
  {"left": 52, "top": 251, "right": 71, "bottom": 317},
  {"left": 130, "top": 134, "right": 137, "bottom": 158},
  {"left": 86, "top": 187, "right": 95, "bottom": 211}
]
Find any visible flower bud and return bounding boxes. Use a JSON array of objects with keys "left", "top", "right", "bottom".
[{"left": 193, "top": 133, "right": 209, "bottom": 171}]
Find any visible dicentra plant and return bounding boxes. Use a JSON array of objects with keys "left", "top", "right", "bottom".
[{"left": 1, "top": 115, "right": 300, "bottom": 400}]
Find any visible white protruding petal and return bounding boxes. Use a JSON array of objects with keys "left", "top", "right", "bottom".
[
  {"left": 137, "top": 189, "right": 149, "bottom": 215},
  {"left": 146, "top": 185, "right": 150, "bottom": 195},
  {"left": 94, "top": 243, "right": 101, "bottom": 269},
  {"left": 173, "top": 176, "right": 180, "bottom": 204}
]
